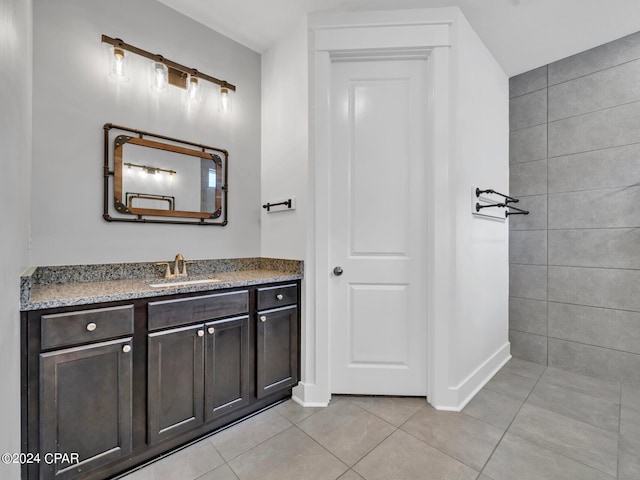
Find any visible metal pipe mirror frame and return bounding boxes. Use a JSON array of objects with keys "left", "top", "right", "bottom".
[{"left": 103, "top": 123, "right": 228, "bottom": 226}]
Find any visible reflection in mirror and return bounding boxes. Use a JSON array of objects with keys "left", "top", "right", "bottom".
[{"left": 103, "top": 124, "right": 227, "bottom": 226}]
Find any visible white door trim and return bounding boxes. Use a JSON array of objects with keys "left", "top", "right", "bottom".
[{"left": 294, "top": 11, "right": 458, "bottom": 408}]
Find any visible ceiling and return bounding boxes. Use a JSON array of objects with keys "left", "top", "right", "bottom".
[{"left": 157, "top": 0, "right": 640, "bottom": 76}]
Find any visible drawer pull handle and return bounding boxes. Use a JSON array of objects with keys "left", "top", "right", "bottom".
[
  {"left": 260, "top": 316, "right": 267, "bottom": 322},
  {"left": 86, "top": 323, "right": 97, "bottom": 332},
  {"left": 197, "top": 330, "right": 204, "bottom": 337},
  {"left": 276, "top": 294, "right": 284, "bottom": 300},
  {"left": 208, "top": 327, "right": 215, "bottom": 334},
  {"left": 122, "top": 345, "right": 131, "bottom": 353}
]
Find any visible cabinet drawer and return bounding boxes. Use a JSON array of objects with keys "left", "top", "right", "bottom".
[
  {"left": 148, "top": 290, "right": 249, "bottom": 331},
  {"left": 41, "top": 305, "right": 134, "bottom": 350},
  {"left": 257, "top": 284, "right": 298, "bottom": 310}
]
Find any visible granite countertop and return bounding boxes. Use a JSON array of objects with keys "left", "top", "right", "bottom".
[{"left": 21, "top": 258, "right": 303, "bottom": 311}]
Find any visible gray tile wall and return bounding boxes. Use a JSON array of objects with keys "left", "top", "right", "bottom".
[{"left": 509, "top": 31, "right": 640, "bottom": 386}]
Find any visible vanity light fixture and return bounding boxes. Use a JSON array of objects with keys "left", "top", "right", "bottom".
[
  {"left": 124, "top": 162, "right": 176, "bottom": 176},
  {"left": 219, "top": 87, "right": 231, "bottom": 112},
  {"left": 102, "top": 35, "right": 236, "bottom": 106},
  {"left": 186, "top": 74, "right": 200, "bottom": 103},
  {"left": 151, "top": 61, "right": 169, "bottom": 92},
  {"left": 109, "top": 46, "right": 128, "bottom": 82}
]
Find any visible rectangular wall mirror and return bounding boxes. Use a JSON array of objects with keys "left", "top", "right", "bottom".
[{"left": 103, "top": 124, "right": 228, "bottom": 226}]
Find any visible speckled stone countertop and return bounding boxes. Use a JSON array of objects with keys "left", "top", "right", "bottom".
[{"left": 20, "top": 257, "right": 303, "bottom": 311}]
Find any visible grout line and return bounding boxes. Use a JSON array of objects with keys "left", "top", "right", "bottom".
[
  {"left": 545, "top": 139, "right": 640, "bottom": 160},
  {"left": 546, "top": 72, "right": 550, "bottom": 368},
  {"left": 546, "top": 96, "right": 640, "bottom": 125},
  {"left": 511, "top": 262, "right": 640, "bottom": 272},
  {"left": 547, "top": 55, "right": 640, "bottom": 88},
  {"left": 478, "top": 364, "right": 547, "bottom": 475},
  {"left": 510, "top": 296, "right": 640, "bottom": 315}
]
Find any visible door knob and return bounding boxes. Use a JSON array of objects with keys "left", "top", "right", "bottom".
[{"left": 333, "top": 266, "right": 343, "bottom": 276}]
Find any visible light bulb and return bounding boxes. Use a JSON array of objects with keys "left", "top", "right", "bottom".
[
  {"left": 151, "top": 61, "right": 168, "bottom": 92},
  {"left": 186, "top": 75, "right": 200, "bottom": 103},
  {"left": 219, "top": 86, "right": 232, "bottom": 112},
  {"left": 109, "top": 47, "right": 128, "bottom": 82}
]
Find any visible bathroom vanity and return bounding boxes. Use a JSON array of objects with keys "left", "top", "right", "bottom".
[{"left": 20, "top": 258, "right": 302, "bottom": 480}]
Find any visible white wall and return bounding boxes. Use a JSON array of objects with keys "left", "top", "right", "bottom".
[
  {"left": 0, "top": 0, "right": 32, "bottom": 477},
  {"left": 448, "top": 11, "right": 510, "bottom": 404},
  {"left": 260, "top": 18, "right": 312, "bottom": 402},
  {"left": 260, "top": 18, "right": 308, "bottom": 260},
  {"left": 30, "top": 0, "right": 261, "bottom": 266}
]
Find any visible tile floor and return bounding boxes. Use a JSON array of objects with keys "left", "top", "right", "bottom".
[{"left": 119, "top": 358, "right": 640, "bottom": 480}]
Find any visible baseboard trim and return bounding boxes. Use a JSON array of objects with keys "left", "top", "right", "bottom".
[{"left": 432, "top": 342, "right": 511, "bottom": 411}]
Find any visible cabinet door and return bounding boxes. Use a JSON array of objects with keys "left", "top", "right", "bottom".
[
  {"left": 39, "top": 338, "right": 133, "bottom": 480},
  {"left": 204, "top": 315, "right": 250, "bottom": 422},
  {"left": 256, "top": 306, "right": 298, "bottom": 398},
  {"left": 148, "top": 324, "right": 204, "bottom": 444}
]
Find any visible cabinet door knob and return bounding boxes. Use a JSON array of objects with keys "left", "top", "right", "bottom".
[
  {"left": 260, "top": 315, "right": 267, "bottom": 322},
  {"left": 208, "top": 327, "right": 215, "bottom": 334},
  {"left": 197, "top": 330, "right": 204, "bottom": 337},
  {"left": 333, "top": 266, "right": 343, "bottom": 276},
  {"left": 86, "top": 322, "right": 97, "bottom": 332},
  {"left": 122, "top": 345, "right": 131, "bottom": 353},
  {"left": 276, "top": 294, "right": 284, "bottom": 300}
]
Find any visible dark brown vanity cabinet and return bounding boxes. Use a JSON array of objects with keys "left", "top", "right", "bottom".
[
  {"left": 256, "top": 284, "right": 299, "bottom": 398},
  {"left": 23, "top": 281, "right": 300, "bottom": 480},
  {"left": 34, "top": 306, "right": 134, "bottom": 480}
]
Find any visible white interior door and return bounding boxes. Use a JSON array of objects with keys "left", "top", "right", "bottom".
[{"left": 329, "top": 57, "right": 428, "bottom": 396}]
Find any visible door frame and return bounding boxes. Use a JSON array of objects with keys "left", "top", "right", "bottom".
[{"left": 295, "top": 10, "right": 457, "bottom": 408}]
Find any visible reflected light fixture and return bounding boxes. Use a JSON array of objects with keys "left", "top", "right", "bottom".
[
  {"left": 124, "top": 162, "right": 176, "bottom": 176},
  {"left": 102, "top": 35, "right": 236, "bottom": 109}
]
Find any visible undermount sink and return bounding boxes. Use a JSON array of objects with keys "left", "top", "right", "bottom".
[{"left": 148, "top": 278, "right": 221, "bottom": 288}]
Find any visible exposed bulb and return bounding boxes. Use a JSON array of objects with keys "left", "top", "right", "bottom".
[
  {"left": 109, "top": 47, "right": 128, "bottom": 82},
  {"left": 186, "top": 75, "right": 200, "bottom": 103},
  {"left": 219, "top": 86, "right": 232, "bottom": 112},
  {"left": 151, "top": 61, "right": 168, "bottom": 92}
]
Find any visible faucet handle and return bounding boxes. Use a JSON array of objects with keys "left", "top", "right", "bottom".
[
  {"left": 182, "top": 260, "right": 195, "bottom": 276},
  {"left": 156, "top": 262, "right": 171, "bottom": 279}
]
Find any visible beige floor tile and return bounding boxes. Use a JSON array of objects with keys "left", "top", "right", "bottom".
[
  {"left": 196, "top": 463, "right": 239, "bottom": 480},
  {"left": 483, "top": 433, "right": 614, "bottom": 480},
  {"left": 337, "top": 470, "right": 365, "bottom": 480},
  {"left": 508, "top": 404, "right": 618, "bottom": 476},
  {"left": 350, "top": 395, "right": 427, "bottom": 427},
  {"left": 622, "top": 384, "right": 640, "bottom": 411},
  {"left": 540, "top": 367, "right": 620, "bottom": 403},
  {"left": 463, "top": 388, "right": 522, "bottom": 429},
  {"left": 209, "top": 408, "right": 292, "bottom": 461},
  {"left": 228, "top": 427, "right": 347, "bottom": 480},
  {"left": 501, "top": 357, "right": 546, "bottom": 380},
  {"left": 120, "top": 438, "right": 225, "bottom": 480},
  {"left": 484, "top": 370, "right": 538, "bottom": 402},
  {"left": 298, "top": 400, "right": 395, "bottom": 466},
  {"left": 353, "top": 430, "right": 477, "bottom": 480},
  {"left": 401, "top": 406, "right": 503, "bottom": 471},
  {"left": 274, "top": 399, "right": 322, "bottom": 424},
  {"left": 527, "top": 380, "right": 620, "bottom": 432}
]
